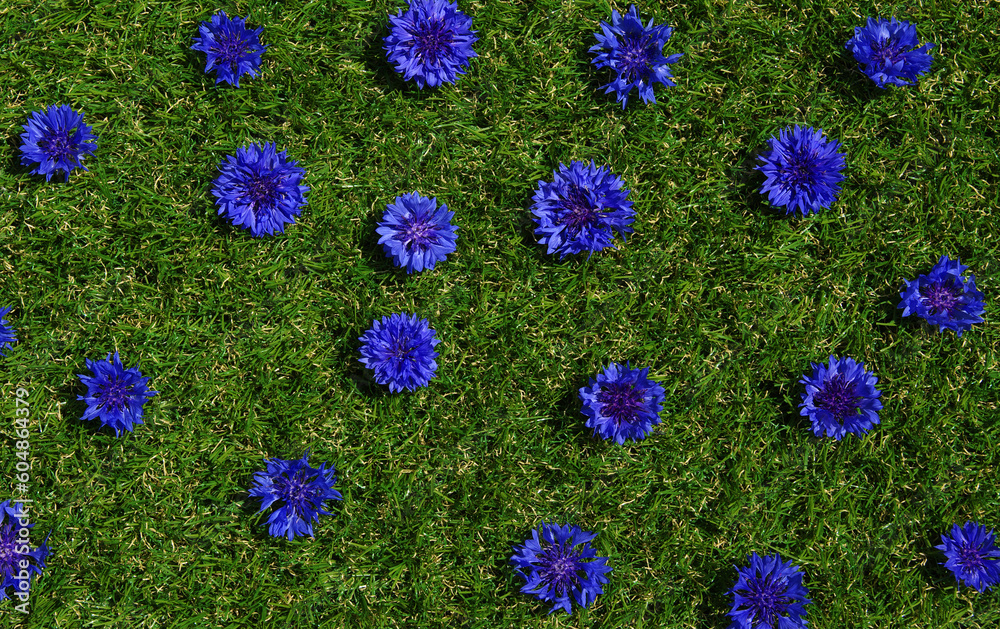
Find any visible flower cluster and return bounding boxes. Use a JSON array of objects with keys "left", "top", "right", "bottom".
[
  {"left": 359, "top": 313, "right": 441, "bottom": 392},
  {"left": 212, "top": 142, "right": 309, "bottom": 237},
  {"left": 898, "top": 255, "right": 985, "bottom": 337},
  {"left": 936, "top": 521, "right": 1000, "bottom": 593},
  {"left": 727, "top": 553, "right": 811, "bottom": 629},
  {"left": 0, "top": 501, "right": 50, "bottom": 602},
  {"left": 77, "top": 351, "right": 158, "bottom": 436},
  {"left": 531, "top": 160, "right": 634, "bottom": 259},
  {"left": 799, "top": 355, "right": 882, "bottom": 440},
  {"left": 579, "top": 362, "right": 665, "bottom": 444},
  {"left": 19, "top": 104, "right": 98, "bottom": 182},
  {"left": 590, "top": 4, "right": 683, "bottom": 108},
  {"left": 846, "top": 17, "right": 934, "bottom": 88},
  {"left": 249, "top": 452, "right": 343, "bottom": 541},
  {"left": 190, "top": 11, "right": 267, "bottom": 87},
  {"left": 0, "top": 307, "right": 16, "bottom": 358},
  {"left": 510, "top": 522, "right": 612, "bottom": 615},
  {"left": 757, "top": 125, "right": 847, "bottom": 217},
  {"left": 384, "top": 0, "right": 478, "bottom": 89},
  {"left": 378, "top": 192, "right": 459, "bottom": 273}
]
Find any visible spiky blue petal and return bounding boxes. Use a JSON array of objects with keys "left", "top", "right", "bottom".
[
  {"left": 359, "top": 313, "right": 440, "bottom": 392},
  {"left": 728, "top": 553, "right": 811, "bottom": 629},
  {"left": 898, "top": 255, "right": 985, "bottom": 337},
  {"left": 0, "top": 501, "right": 50, "bottom": 601},
  {"left": 190, "top": 11, "right": 266, "bottom": 87},
  {"left": 757, "top": 125, "right": 846, "bottom": 217},
  {"left": 19, "top": 104, "right": 97, "bottom": 182},
  {"left": 377, "top": 192, "right": 459, "bottom": 273},
  {"left": 249, "top": 452, "right": 343, "bottom": 541},
  {"left": 212, "top": 142, "right": 309, "bottom": 237},
  {"left": 936, "top": 521, "right": 1000, "bottom": 593},
  {"left": 798, "top": 355, "right": 882, "bottom": 440},
  {"left": 384, "top": 0, "right": 478, "bottom": 89},
  {"left": 77, "top": 351, "right": 157, "bottom": 437},
  {"left": 0, "top": 307, "right": 16, "bottom": 358},
  {"left": 846, "top": 17, "right": 934, "bottom": 88},
  {"left": 579, "top": 362, "right": 665, "bottom": 444}
]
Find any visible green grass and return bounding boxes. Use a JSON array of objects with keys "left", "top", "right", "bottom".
[{"left": 1, "top": 0, "right": 998, "bottom": 627}]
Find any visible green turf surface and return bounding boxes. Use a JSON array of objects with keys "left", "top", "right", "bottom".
[{"left": 1, "top": 0, "right": 998, "bottom": 627}]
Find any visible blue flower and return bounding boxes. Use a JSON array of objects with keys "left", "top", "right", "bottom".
[
  {"left": 77, "top": 351, "right": 157, "bottom": 436},
  {"left": 579, "top": 362, "right": 665, "bottom": 444},
  {"left": 936, "top": 521, "right": 1000, "bottom": 593},
  {"left": 590, "top": 4, "right": 683, "bottom": 109},
  {"left": 531, "top": 160, "right": 635, "bottom": 259},
  {"left": 799, "top": 355, "right": 882, "bottom": 440},
  {"left": 377, "top": 192, "right": 459, "bottom": 273},
  {"left": 190, "top": 11, "right": 266, "bottom": 87},
  {"left": 728, "top": 553, "right": 811, "bottom": 629},
  {"left": 0, "top": 501, "right": 50, "bottom": 602},
  {"left": 846, "top": 17, "right": 934, "bottom": 88},
  {"left": 249, "top": 452, "right": 343, "bottom": 541},
  {"left": 898, "top": 255, "right": 985, "bottom": 337},
  {"left": 212, "top": 142, "right": 309, "bottom": 237},
  {"left": 359, "top": 313, "right": 440, "bottom": 392},
  {"left": 510, "top": 522, "right": 612, "bottom": 615},
  {"left": 19, "top": 104, "right": 97, "bottom": 182},
  {"left": 0, "top": 307, "right": 16, "bottom": 358},
  {"left": 757, "top": 125, "right": 846, "bottom": 217},
  {"left": 384, "top": 0, "right": 478, "bottom": 89}
]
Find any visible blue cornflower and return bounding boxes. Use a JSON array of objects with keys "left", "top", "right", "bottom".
[
  {"left": 377, "top": 192, "right": 459, "bottom": 273},
  {"left": 359, "top": 313, "right": 440, "bottom": 392},
  {"left": 531, "top": 160, "right": 634, "bottom": 259},
  {"left": 384, "top": 0, "right": 478, "bottom": 89},
  {"left": 77, "top": 351, "right": 158, "bottom": 436},
  {"left": 590, "top": 4, "right": 683, "bottom": 109},
  {"left": 579, "top": 362, "right": 665, "bottom": 444},
  {"left": 0, "top": 307, "right": 16, "bottom": 357},
  {"left": 0, "top": 501, "right": 50, "bottom": 602},
  {"left": 510, "top": 522, "right": 612, "bottom": 615},
  {"left": 728, "top": 553, "right": 811, "bottom": 629},
  {"left": 212, "top": 142, "right": 309, "bottom": 237},
  {"left": 936, "top": 521, "right": 1000, "bottom": 593},
  {"left": 898, "top": 255, "right": 985, "bottom": 337},
  {"left": 249, "top": 452, "right": 343, "bottom": 541},
  {"left": 799, "top": 355, "right": 882, "bottom": 440},
  {"left": 757, "top": 125, "right": 846, "bottom": 217},
  {"left": 19, "top": 104, "right": 97, "bottom": 182},
  {"left": 846, "top": 17, "right": 934, "bottom": 88},
  {"left": 190, "top": 11, "right": 266, "bottom": 87}
]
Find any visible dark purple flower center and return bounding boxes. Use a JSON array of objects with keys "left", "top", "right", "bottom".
[
  {"left": 244, "top": 173, "right": 282, "bottom": 216},
  {"left": 97, "top": 376, "right": 131, "bottom": 413},
  {"left": 778, "top": 151, "right": 818, "bottom": 191},
  {"left": 738, "top": 574, "right": 792, "bottom": 626},
  {"left": 275, "top": 470, "right": 317, "bottom": 513},
  {"left": 396, "top": 218, "right": 438, "bottom": 251},
  {"left": 38, "top": 129, "right": 75, "bottom": 162},
  {"left": 213, "top": 32, "right": 252, "bottom": 71},
  {"left": 1, "top": 527, "right": 18, "bottom": 574},
  {"left": 919, "top": 281, "right": 962, "bottom": 315},
  {"left": 559, "top": 186, "right": 599, "bottom": 232},
  {"left": 597, "top": 381, "right": 644, "bottom": 425},
  {"left": 537, "top": 542, "right": 584, "bottom": 595},
  {"left": 813, "top": 374, "right": 860, "bottom": 422},
  {"left": 618, "top": 35, "right": 652, "bottom": 81},
  {"left": 956, "top": 544, "right": 986, "bottom": 574},
  {"left": 870, "top": 38, "right": 904, "bottom": 67},
  {"left": 412, "top": 19, "right": 454, "bottom": 64}
]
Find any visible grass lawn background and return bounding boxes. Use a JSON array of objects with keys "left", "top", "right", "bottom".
[{"left": 1, "top": 0, "right": 998, "bottom": 627}]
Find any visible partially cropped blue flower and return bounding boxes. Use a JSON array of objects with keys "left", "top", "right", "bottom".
[
  {"left": 510, "top": 522, "right": 612, "bottom": 615},
  {"left": 799, "top": 355, "right": 882, "bottom": 440},
  {"left": 19, "top": 104, "right": 97, "bottom": 182},
  {"left": 898, "top": 255, "right": 985, "bottom": 337},
  {"left": 212, "top": 142, "right": 309, "bottom": 237},
  {"left": 249, "top": 452, "right": 343, "bottom": 541},
  {"left": 846, "top": 17, "right": 934, "bottom": 88},
  {"left": 0, "top": 501, "right": 50, "bottom": 602},
  {"left": 377, "top": 192, "right": 458, "bottom": 273},
  {"left": 359, "top": 313, "right": 440, "bottom": 392},
  {"left": 936, "top": 521, "right": 1000, "bottom": 593},
  {"left": 77, "top": 351, "right": 157, "bottom": 436},
  {"left": 757, "top": 125, "right": 846, "bottom": 217},
  {"left": 531, "top": 160, "right": 634, "bottom": 259},
  {"left": 191, "top": 11, "right": 266, "bottom": 87},
  {"left": 590, "top": 4, "right": 682, "bottom": 109},
  {"left": 728, "top": 553, "right": 811, "bottom": 629},
  {"left": 384, "top": 0, "right": 478, "bottom": 89},
  {"left": 0, "top": 307, "right": 16, "bottom": 357},
  {"left": 579, "top": 362, "right": 665, "bottom": 444}
]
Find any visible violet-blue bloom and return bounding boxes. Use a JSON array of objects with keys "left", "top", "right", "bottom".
[
  {"left": 190, "top": 10, "right": 266, "bottom": 87},
  {"left": 377, "top": 192, "right": 458, "bottom": 273},
  {"left": 579, "top": 362, "right": 665, "bottom": 444},
  {"left": 757, "top": 125, "right": 846, "bottom": 217},
  {"left": 728, "top": 552, "right": 811, "bottom": 629},
  {"left": 212, "top": 142, "right": 309, "bottom": 237},
  {"left": 77, "top": 351, "right": 158, "bottom": 436},
  {"left": 249, "top": 452, "right": 343, "bottom": 541},
  {"left": 846, "top": 17, "right": 934, "bottom": 88},
  {"left": 799, "top": 355, "right": 882, "bottom": 440},
  {"left": 531, "top": 160, "right": 634, "bottom": 259},
  {"left": 590, "top": 4, "right": 682, "bottom": 109},
  {"left": 898, "top": 255, "right": 985, "bottom": 337},
  {"left": 0, "top": 307, "right": 16, "bottom": 358},
  {"left": 510, "top": 522, "right": 612, "bottom": 615},
  {"left": 0, "top": 501, "right": 49, "bottom": 602},
  {"left": 359, "top": 313, "right": 440, "bottom": 392},
  {"left": 19, "top": 104, "right": 97, "bottom": 182},
  {"left": 936, "top": 521, "right": 1000, "bottom": 593},
  {"left": 384, "top": 0, "right": 478, "bottom": 89}
]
